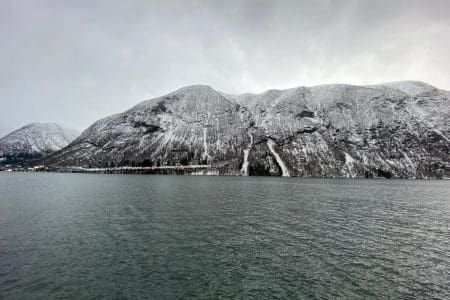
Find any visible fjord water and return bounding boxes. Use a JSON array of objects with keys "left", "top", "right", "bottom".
[{"left": 1, "top": 173, "right": 449, "bottom": 299}]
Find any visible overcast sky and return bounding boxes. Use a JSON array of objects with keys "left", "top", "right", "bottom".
[{"left": 1, "top": 0, "right": 449, "bottom": 136}]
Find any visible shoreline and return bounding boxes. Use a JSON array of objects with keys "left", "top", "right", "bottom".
[{"left": 1, "top": 166, "right": 448, "bottom": 180}]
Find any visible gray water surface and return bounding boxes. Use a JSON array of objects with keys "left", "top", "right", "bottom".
[{"left": 0, "top": 173, "right": 449, "bottom": 299}]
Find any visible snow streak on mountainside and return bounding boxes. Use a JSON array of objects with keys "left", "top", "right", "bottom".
[
  {"left": 0, "top": 123, "right": 78, "bottom": 165},
  {"left": 41, "top": 81, "right": 450, "bottom": 178}
]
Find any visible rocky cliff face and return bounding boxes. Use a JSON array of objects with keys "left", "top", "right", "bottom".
[
  {"left": 41, "top": 81, "right": 450, "bottom": 178},
  {"left": 0, "top": 123, "right": 78, "bottom": 165}
]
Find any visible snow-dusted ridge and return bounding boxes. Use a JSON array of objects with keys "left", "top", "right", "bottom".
[
  {"left": 0, "top": 122, "right": 79, "bottom": 165},
  {"left": 37, "top": 81, "right": 449, "bottom": 178}
]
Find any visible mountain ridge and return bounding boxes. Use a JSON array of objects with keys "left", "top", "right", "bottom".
[
  {"left": 0, "top": 122, "right": 79, "bottom": 165},
  {"left": 34, "top": 81, "right": 450, "bottom": 178}
]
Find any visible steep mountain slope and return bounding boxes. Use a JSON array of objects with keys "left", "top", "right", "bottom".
[
  {"left": 41, "top": 81, "right": 450, "bottom": 178},
  {"left": 43, "top": 85, "right": 248, "bottom": 174},
  {"left": 0, "top": 123, "right": 79, "bottom": 165},
  {"left": 236, "top": 82, "right": 449, "bottom": 178}
]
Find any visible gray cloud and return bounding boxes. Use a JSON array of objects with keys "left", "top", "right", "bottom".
[{"left": 1, "top": 0, "right": 449, "bottom": 136}]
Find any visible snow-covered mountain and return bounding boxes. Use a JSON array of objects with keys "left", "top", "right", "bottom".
[
  {"left": 41, "top": 81, "right": 449, "bottom": 178},
  {"left": 0, "top": 123, "right": 79, "bottom": 165}
]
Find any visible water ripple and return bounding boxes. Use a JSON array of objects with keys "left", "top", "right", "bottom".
[{"left": 0, "top": 173, "right": 449, "bottom": 299}]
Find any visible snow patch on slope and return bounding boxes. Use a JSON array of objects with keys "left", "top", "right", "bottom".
[
  {"left": 343, "top": 151, "right": 356, "bottom": 178},
  {"left": 267, "top": 139, "right": 290, "bottom": 177},
  {"left": 240, "top": 131, "right": 253, "bottom": 176}
]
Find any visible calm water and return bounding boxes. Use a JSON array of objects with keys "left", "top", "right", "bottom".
[{"left": 0, "top": 173, "right": 449, "bottom": 299}]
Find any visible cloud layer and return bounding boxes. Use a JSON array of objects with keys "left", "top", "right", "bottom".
[{"left": 1, "top": 0, "right": 449, "bottom": 136}]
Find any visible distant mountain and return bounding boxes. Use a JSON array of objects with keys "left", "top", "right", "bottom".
[
  {"left": 41, "top": 81, "right": 449, "bottom": 178},
  {"left": 0, "top": 123, "right": 79, "bottom": 165}
]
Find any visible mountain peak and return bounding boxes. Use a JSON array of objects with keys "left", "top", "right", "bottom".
[
  {"left": 21, "top": 122, "right": 65, "bottom": 131},
  {"left": 22, "top": 122, "right": 48, "bottom": 128},
  {"left": 174, "top": 84, "right": 217, "bottom": 94}
]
